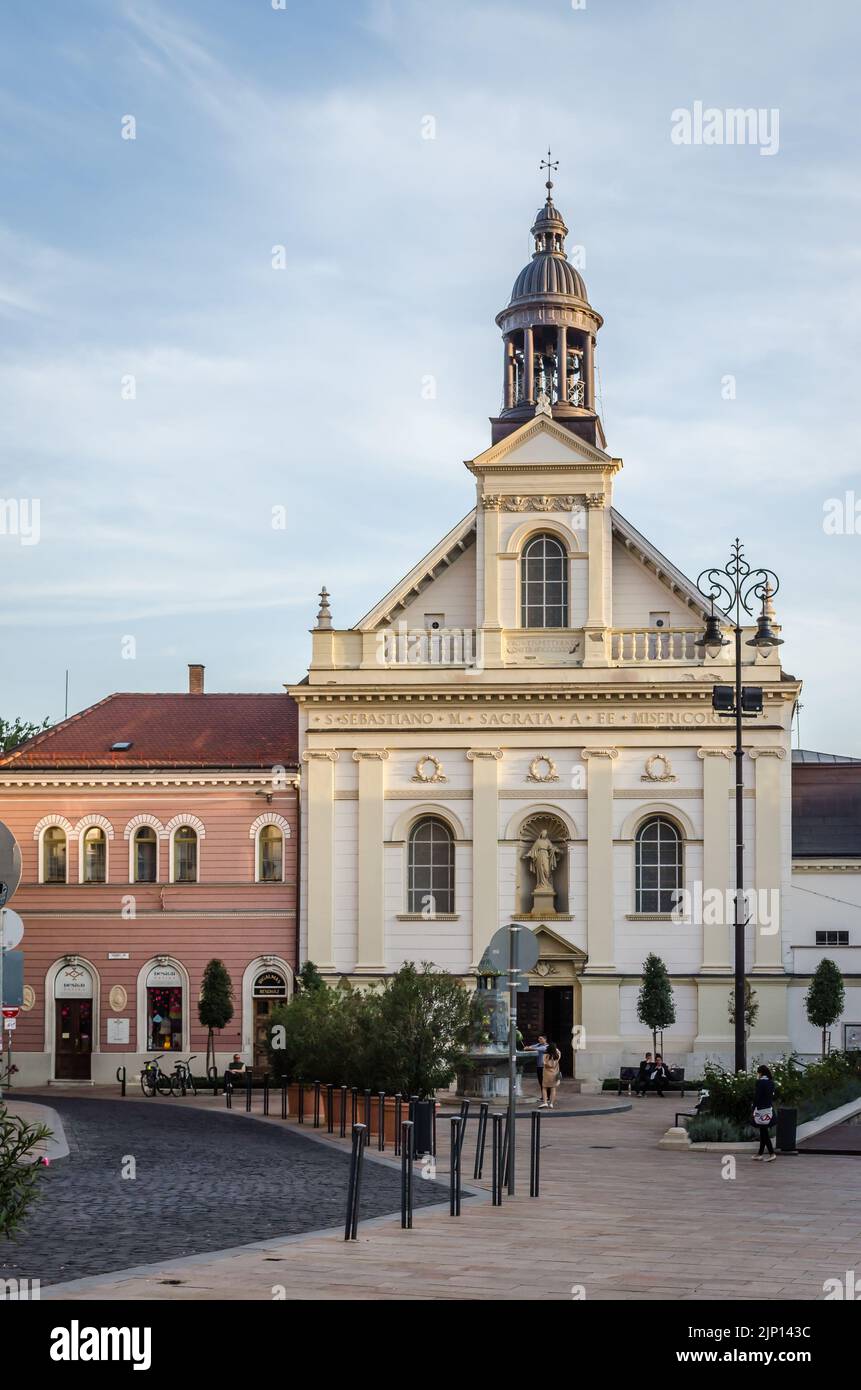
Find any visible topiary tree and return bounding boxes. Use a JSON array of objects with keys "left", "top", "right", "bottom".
[
  {"left": 295, "top": 960, "right": 326, "bottom": 995},
  {"left": 805, "top": 958, "right": 845, "bottom": 1058},
  {"left": 636, "top": 953, "right": 676, "bottom": 1056},
  {"left": 728, "top": 980, "right": 759, "bottom": 1039},
  {"left": 198, "top": 959, "right": 235, "bottom": 1075},
  {"left": 0, "top": 1103, "right": 52, "bottom": 1239}
]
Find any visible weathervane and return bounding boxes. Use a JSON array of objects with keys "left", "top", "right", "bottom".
[{"left": 539, "top": 148, "right": 559, "bottom": 202}]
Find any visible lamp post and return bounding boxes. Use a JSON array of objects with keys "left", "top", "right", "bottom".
[{"left": 695, "top": 540, "right": 782, "bottom": 1074}]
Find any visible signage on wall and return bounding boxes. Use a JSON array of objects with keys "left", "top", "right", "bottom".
[
  {"left": 107, "top": 1018, "right": 130, "bottom": 1044},
  {"left": 253, "top": 970, "right": 288, "bottom": 998},
  {"left": 107, "top": 952, "right": 130, "bottom": 960},
  {"left": 146, "top": 964, "right": 182, "bottom": 989},
  {"left": 55, "top": 965, "right": 93, "bottom": 999}
]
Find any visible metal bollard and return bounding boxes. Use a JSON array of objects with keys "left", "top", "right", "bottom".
[
  {"left": 363, "top": 1089, "right": 372, "bottom": 1143},
  {"left": 281, "top": 1079, "right": 287, "bottom": 1119},
  {"left": 225, "top": 1078, "right": 233, "bottom": 1110},
  {"left": 457, "top": 1099, "right": 470, "bottom": 1157},
  {"left": 400, "top": 1120, "right": 414, "bottom": 1229},
  {"left": 474, "top": 1102, "right": 489, "bottom": 1179},
  {"left": 326, "top": 1084, "right": 334, "bottom": 1134},
  {"left": 377, "top": 1092, "right": 386, "bottom": 1151},
  {"left": 263, "top": 1073, "right": 270, "bottom": 1116},
  {"left": 530, "top": 1110, "right": 541, "bottom": 1197},
  {"left": 449, "top": 1118, "right": 462, "bottom": 1216},
  {"left": 501, "top": 1111, "right": 511, "bottom": 1188},
  {"left": 350, "top": 1087, "right": 358, "bottom": 1129},
  {"left": 116, "top": 1065, "right": 126, "bottom": 1097},
  {"left": 394, "top": 1094, "right": 403, "bottom": 1155},
  {"left": 298, "top": 1082, "right": 305, "bottom": 1124},
  {"left": 207, "top": 1065, "right": 220, "bottom": 1097},
  {"left": 245, "top": 1071, "right": 252, "bottom": 1113},
  {"left": 340, "top": 1085, "right": 348, "bottom": 1139},
  {"left": 313, "top": 1080, "right": 321, "bottom": 1129},
  {"left": 344, "top": 1124, "right": 368, "bottom": 1241},
  {"left": 491, "top": 1112, "right": 503, "bottom": 1205}
]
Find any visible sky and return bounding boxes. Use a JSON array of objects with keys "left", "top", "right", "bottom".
[{"left": 1, "top": 0, "right": 859, "bottom": 753}]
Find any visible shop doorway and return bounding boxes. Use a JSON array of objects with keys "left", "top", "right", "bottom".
[
  {"left": 519, "top": 985, "right": 575, "bottom": 1076},
  {"left": 252, "top": 968, "right": 289, "bottom": 1069},
  {"left": 54, "top": 964, "right": 94, "bottom": 1080}
]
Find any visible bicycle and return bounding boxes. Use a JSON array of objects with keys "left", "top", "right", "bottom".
[
  {"left": 167, "top": 1055, "right": 198, "bottom": 1097},
  {"left": 140, "top": 1055, "right": 172, "bottom": 1097}
]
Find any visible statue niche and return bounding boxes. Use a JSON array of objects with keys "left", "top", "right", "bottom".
[{"left": 518, "top": 813, "right": 570, "bottom": 917}]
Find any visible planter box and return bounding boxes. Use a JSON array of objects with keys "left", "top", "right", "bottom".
[
  {"left": 328, "top": 1090, "right": 409, "bottom": 1143},
  {"left": 287, "top": 1082, "right": 327, "bottom": 1125}
]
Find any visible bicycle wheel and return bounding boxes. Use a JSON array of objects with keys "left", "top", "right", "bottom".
[
  {"left": 140, "top": 1071, "right": 156, "bottom": 1098},
  {"left": 186, "top": 1072, "right": 197, "bottom": 1096},
  {"left": 156, "top": 1072, "right": 173, "bottom": 1097}
]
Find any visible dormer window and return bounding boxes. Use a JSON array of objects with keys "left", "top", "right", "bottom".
[{"left": 521, "top": 533, "right": 568, "bottom": 629}]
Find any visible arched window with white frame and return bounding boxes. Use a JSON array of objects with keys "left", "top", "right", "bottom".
[
  {"left": 258, "top": 824, "right": 284, "bottom": 882},
  {"left": 42, "top": 825, "right": 68, "bottom": 883},
  {"left": 635, "top": 816, "right": 683, "bottom": 914},
  {"left": 407, "top": 816, "right": 455, "bottom": 915},
  {"left": 521, "top": 532, "right": 568, "bottom": 629},
  {"left": 133, "top": 826, "right": 158, "bottom": 883},
  {"left": 81, "top": 826, "right": 107, "bottom": 883},
  {"left": 172, "top": 826, "right": 198, "bottom": 883}
]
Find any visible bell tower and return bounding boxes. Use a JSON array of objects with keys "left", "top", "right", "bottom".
[{"left": 491, "top": 153, "right": 605, "bottom": 448}]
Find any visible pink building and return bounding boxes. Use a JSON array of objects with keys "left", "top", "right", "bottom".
[{"left": 0, "top": 666, "right": 299, "bottom": 1086}]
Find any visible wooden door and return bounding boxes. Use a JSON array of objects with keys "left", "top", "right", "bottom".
[{"left": 55, "top": 999, "right": 93, "bottom": 1080}]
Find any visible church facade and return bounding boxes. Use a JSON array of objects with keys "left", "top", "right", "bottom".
[{"left": 288, "top": 180, "right": 827, "bottom": 1082}]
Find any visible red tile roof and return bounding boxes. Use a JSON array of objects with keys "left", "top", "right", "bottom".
[{"left": 0, "top": 693, "right": 299, "bottom": 770}]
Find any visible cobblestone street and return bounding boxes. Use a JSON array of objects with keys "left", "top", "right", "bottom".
[{"left": 1, "top": 1095, "right": 448, "bottom": 1287}]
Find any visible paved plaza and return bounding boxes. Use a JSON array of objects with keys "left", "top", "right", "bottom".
[{"left": 4, "top": 1084, "right": 856, "bottom": 1301}]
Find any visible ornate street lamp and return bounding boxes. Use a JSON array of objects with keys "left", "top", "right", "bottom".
[{"left": 695, "top": 540, "right": 782, "bottom": 1073}]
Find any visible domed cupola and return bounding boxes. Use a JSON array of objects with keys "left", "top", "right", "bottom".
[{"left": 492, "top": 153, "right": 605, "bottom": 448}]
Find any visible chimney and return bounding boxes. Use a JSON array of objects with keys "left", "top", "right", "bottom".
[{"left": 188, "top": 664, "right": 205, "bottom": 695}]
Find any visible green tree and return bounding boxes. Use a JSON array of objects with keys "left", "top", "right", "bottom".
[
  {"left": 0, "top": 1103, "right": 52, "bottom": 1239},
  {"left": 373, "top": 963, "right": 472, "bottom": 1098},
  {"left": 805, "top": 958, "right": 845, "bottom": 1058},
  {"left": 636, "top": 953, "right": 676, "bottom": 1055},
  {"left": 1, "top": 716, "right": 51, "bottom": 755},
  {"left": 198, "top": 959, "right": 235, "bottom": 1075},
  {"left": 728, "top": 980, "right": 759, "bottom": 1039},
  {"left": 295, "top": 960, "right": 326, "bottom": 994}
]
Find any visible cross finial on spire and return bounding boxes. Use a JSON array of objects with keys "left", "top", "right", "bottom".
[{"left": 539, "top": 148, "right": 559, "bottom": 202}]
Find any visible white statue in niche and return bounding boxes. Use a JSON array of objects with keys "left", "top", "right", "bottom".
[{"left": 522, "top": 826, "right": 564, "bottom": 913}]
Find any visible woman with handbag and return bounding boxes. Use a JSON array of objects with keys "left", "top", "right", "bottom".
[
  {"left": 752, "top": 1064, "right": 777, "bottom": 1162},
  {"left": 539, "top": 1042, "right": 562, "bottom": 1109}
]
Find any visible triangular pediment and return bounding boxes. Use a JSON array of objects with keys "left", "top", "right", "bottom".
[
  {"left": 466, "top": 413, "right": 619, "bottom": 475},
  {"left": 528, "top": 924, "right": 588, "bottom": 962},
  {"left": 355, "top": 509, "right": 476, "bottom": 630}
]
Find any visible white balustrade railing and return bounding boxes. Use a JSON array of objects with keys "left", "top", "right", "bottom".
[
  {"left": 378, "top": 626, "right": 478, "bottom": 667},
  {"left": 610, "top": 628, "right": 700, "bottom": 663}
]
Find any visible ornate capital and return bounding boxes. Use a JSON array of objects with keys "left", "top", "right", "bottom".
[
  {"left": 748, "top": 748, "right": 787, "bottom": 760},
  {"left": 697, "top": 748, "right": 733, "bottom": 760},
  {"left": 581, "top": 748, "right": 619, "bottom": 760},
  {"left": 351, "top": 750, "right": 389, "bottom": 761},
  {"left": 466, "top": 748, "right": 504, "bottom": 761},
  {"left": 584, "top": 493, "right": 605, "bottom": 510},
  {"left": 302, "top": 749, "right": 340, "bottom": 763}
]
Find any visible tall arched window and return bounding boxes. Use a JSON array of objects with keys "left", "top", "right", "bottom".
[
  {"left": 408, "top": 817, "right": 455, "bottom": 915},
  {"left": 173, "top": 826, "right": 198, "bottom": 883},
  {"left": 134, "top": 826, "right": 158, "bottom": 883},
  {"left": 521, "top": 533, "right": 568, "bottom": 628},
  {"left": 43, "top": 826, "right": 67, "bottom": 883},
  {"left": 258, "top": 824, "right": 284, "bottom": 882},
  {"left": 635, "top": 817, "right": 682, "bottom": 913},
  {"left": 82, "top": 826, "right": 107, "bottom": 883}
]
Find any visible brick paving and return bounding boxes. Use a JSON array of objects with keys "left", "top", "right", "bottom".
[{"left": 8, "top": 1085, "right": 860, "bottom": 1301}]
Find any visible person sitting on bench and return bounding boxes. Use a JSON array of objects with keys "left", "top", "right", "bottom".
[
  {"left": 645, "top": 1054, "right": 671, "bottom": 1097},
  {"left": 634, "top": 1052, "right": 653, "bottom": 1097}
]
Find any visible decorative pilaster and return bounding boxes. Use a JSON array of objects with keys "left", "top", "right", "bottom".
[
  {"left": 697, "top": 748, "right": 732, "bottom": 970},
  {"left": 467, "top": 749, "right": 503, "bottom": 968},
  {"left": 301, "top": 750, "right": 339, "bottom": 971},
  {"left": 582, "top": 749, "right": 618, "bottom": 969},
  {"left": 750, "top": 749, "right": 786, "bottom": 972},
  {"left": 353, "top": 751, "right": 388, "bottom": 973},
  {"left": 479, "top": 497, "right": 503, "bottom": 666},
  {"left": 583, "top": 493, "right": 608, "bottom": 665},
  {"left": 556, "top": 324, "right": 567, "bottom": 403}
]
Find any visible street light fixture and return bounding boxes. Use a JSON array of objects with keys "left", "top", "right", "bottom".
[{"left": 695, "top": 539, "right": 782, "bottom": 1074}]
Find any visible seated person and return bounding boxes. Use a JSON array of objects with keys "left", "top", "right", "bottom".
[
  {"left": 634, "top": 1051, "right": 653, "bottom": 1097},
  {"left": 645, "top": 1054, "right": 671, "bottom": 1097},
  {"left": 224, "top": 1053, "right": 247, "bottom": 1080}
]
